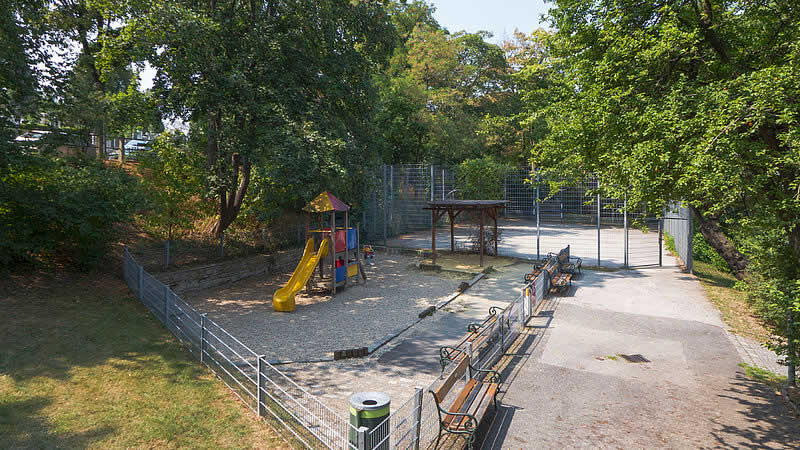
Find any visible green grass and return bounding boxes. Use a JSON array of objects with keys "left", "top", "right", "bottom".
[
  {"left": 738, "top": 363, "right": 787, "bottom": 388},
  {"left": 692, "top": 261, "right": 772, "bottom": 344},
  {"left": 0, "top": 272, "right": 288, "bottom": 448}
]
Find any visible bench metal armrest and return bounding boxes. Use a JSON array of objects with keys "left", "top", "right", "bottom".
[
  {"left": 439, "top": 346, "right": 465, "bottom": 371},
  {"left": 469, "top": 364, "right": 501, "bottom": 383},
  {"left": 428, "top": 390, "right": 479, "bottom": 432}
]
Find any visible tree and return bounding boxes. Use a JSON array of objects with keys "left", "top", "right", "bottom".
[
  {"left": 375, "top": 20, "right": 511, "bottom": 164},
  {"left": 41, "top": 0, "right": 158, "bottom": 157},
  {"left": 138, "top": 131, "right": 205, "bottom": 242},
  {"left": 109, "top": 0, "right": 395, "bottom": 236},
  {"left": 528, "top": 0, "right": 800, "bottom": 381}
]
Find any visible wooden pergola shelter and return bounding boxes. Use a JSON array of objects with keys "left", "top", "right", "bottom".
[{"left": 423, "top": 200, "right": 509, "bottom": 267}]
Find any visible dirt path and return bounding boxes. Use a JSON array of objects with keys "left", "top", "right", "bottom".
[{"left": 483, "top": 255, "right": 798, "bottom": 448}]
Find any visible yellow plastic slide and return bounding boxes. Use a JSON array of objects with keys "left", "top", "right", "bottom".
[{"left": 273, "top": 238, "right": 329, "bottom": 312}]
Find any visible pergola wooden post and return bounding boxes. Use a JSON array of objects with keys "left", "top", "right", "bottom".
[{"left": 423, "top": 200, "right": 508, "bottom": 267}]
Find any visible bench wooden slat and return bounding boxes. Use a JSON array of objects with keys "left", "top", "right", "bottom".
[
  {"left": 443, "top": 382, "right": 498, "bottom": 431},
  {"left": 434, "top": 357, "right": 469, "bottom": 402},
  {"left": 443, "top": 379, "right": 478, "bottom": 424}
]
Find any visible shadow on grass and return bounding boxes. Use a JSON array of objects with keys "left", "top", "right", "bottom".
[{"left": 0, "top": 397, "right": 114, "bottom": 447}]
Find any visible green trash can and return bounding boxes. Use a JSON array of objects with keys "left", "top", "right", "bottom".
[{"left": 349, "top": 392, "right": 390, "bottom": 449}]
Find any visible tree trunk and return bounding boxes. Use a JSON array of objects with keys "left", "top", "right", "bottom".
[
  {"left": 210, "top": 153, "right": 251, "bottom": 236},
  {"left": 692, "top": 206, "right": 749, "bottom": 279}
]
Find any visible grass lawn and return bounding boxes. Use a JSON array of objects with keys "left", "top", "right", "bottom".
[
  {"left": 0, "top": 271, "right": 289, "bottom": 448},
  {"left": 692, "top": 260, "right": 772, "bottom": 344}
]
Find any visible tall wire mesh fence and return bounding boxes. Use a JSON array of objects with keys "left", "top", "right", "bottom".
[
  {"left": 663, "top": 202, "right": 694, "bottom": 273},
  {"left": 361, "top": 164, "right": 687, "bottom": 268},
  {"left": 122, "top": 248, "right": 358, "bottom": 449}
]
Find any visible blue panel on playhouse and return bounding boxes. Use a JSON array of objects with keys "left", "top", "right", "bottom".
[
  {"left": 347, "top": 228, "right": 358, "bottom": 250},
  {"left": 335, "top": 266, "right": 347, "bottom": 283}
]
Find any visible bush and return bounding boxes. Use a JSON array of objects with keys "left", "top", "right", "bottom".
[
  {"left": 137, "top": 131, "right": 206, "bottom": 241},
  {"left": 457, "top": 156, "right": 508, "bottom": 200},
  {"left": 0, "top": 153, "right": 143, "bottom": 269},
  {"left": 693, "top": 232, "right": 731, "bottom": 273}
]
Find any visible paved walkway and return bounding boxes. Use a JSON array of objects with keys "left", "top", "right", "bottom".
[{"left": 483, "top": 255, "right": 797, "bottom": 448}]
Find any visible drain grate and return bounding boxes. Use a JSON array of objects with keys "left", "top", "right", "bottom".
[{"left": 618, "top": 353, "right": 650, "bottom": 363}]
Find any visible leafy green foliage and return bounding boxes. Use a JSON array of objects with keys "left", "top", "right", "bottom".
[
  {"left": 375, "top": 13, "right": 514, "bottom": 164},
  {"left": 525, "top": 0, "right": 800, "bottom": 378},
  {"left": 693, "top": 232, "right": 731, "bottom": 273},
  {"left": 457, "top": 156, "right": 508, "bottom": 200},
  {"left": 0, "top": 154, "right": 144, "bottom": 269},
  {"left": 137, "top": 131, "right": 206, "bottom": 241}
]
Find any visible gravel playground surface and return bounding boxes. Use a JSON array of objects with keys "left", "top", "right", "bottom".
[
  {"left": 279, "top": 262, "right": 530, "bottom": 416},
  {"left": 181, "top": 253, "right": 470, "bottom": 362}
]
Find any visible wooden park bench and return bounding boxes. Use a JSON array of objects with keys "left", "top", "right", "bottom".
[
  {"left": 429, "top": 355, "right": 500, "bottom": 449},
  {"left": 547, "top": 246, "right": 580, "bottom": 295},
  {"left": 556, "top": 245, "right": 582, "bottom": 275},
  {"left": 523, "top": 254, "right": 556, "bottom": 283},
  {"left": 439, "top": 307, "right": 506, "bottom": 371}
]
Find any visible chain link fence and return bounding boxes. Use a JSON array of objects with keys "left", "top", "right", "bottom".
[{"left": 361, "top": 164, "right": 684, "bottom": 268}]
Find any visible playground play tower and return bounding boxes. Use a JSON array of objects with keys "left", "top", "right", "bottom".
[{"left": 272, "top": 192, "right": 362, "bottom": 312}]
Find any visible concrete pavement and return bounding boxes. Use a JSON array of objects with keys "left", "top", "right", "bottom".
[{"left": 482, "top": 256, "right": 797, "bottom": 448}]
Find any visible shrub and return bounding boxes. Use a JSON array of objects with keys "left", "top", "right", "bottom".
[
  {"left": 0, "top": 153, "right": 143, "bottom": 269},
  {"left": 457, "top": 156, "right": 508, "bottom": 200}
]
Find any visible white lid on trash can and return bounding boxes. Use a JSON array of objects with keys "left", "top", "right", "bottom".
[{"left": 349, "top": 392, "right": 390, "bottom": 411}]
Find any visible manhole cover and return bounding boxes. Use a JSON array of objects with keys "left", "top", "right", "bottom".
[{"left": 618, "top": 353, "right": 650, "bottom": 363}]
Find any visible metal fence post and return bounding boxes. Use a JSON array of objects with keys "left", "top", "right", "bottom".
[
  {"left": 686, "top": 208, "right": 693, "bottom": 273},
  {"left": 163, "top": 285, "right": 170, "bottom": 324},
  {"left": 623, "top": 193, "right": 628, "bottom": 268},
  {"left": 597, "top": 191, "right": 601, "bottom": 266},
  {"left": 519, "top": 289, "right": 525, "bottom": 330},
  {"left": 442, "top": 169, "right": 445, "bottom": 200},
  {"left": 382, "top": 165, "right": 387, "bottom": 246},
  {"left": 137, "top": 265, "right": 143, "bottom": 300},
  {"left": 164, "top": 240, "right": 170, "bottom": 269},
  {"left": 258, "top": 355, "right": 267, "bottom": 417},
  {"left": 200, "top": 313, "right": 207, "bottom": 364},
  {"left": 467, "top": 341, "right": 474, "bottom": 380},
  {"left": 357, "top": 426, "right": 369, "bottom": 450},
  {"left": 500, "top": 313, "right": 505, "bottom": 353},
  {"left": 412, "top": 387, "right": 423, "bottom": 450},
  {"left": 658, "top": 218, "right": 663, "bottom": 267},
  {"left": 536, "top": 173, "right": 541, "bottom": 260},
  {"left": 788, "top": 312, "right": 796, "bottom": 386},
  {"left": 430, "top": 164, "right": 434, "bottom": 201}
]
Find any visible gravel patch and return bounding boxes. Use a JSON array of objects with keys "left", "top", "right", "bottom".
[{"left": 181, "top": 254, "right": 470, "bottom": 361}]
